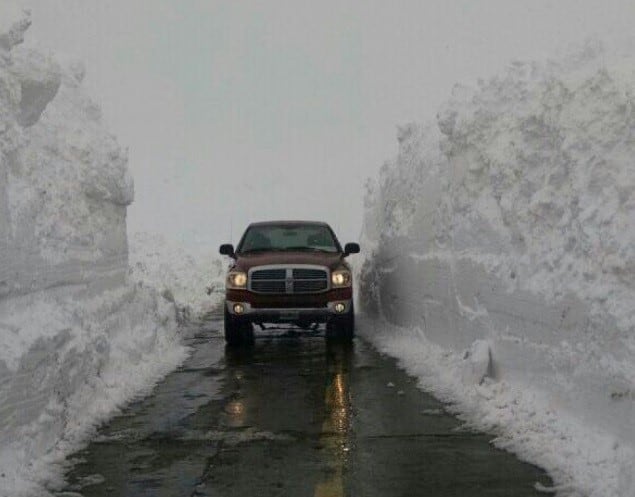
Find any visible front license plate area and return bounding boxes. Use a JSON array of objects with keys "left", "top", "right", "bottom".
[{"left": 279, "top": 311, "right": 300, "bottom": 321}]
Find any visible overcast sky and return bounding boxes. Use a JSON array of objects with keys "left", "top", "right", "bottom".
[{"left": 22, "top": 0, "right": 635, "bottom": 250}]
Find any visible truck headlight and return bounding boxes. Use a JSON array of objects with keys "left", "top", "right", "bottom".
[
  {"left": 227, "top": 271, "right": 247, "bottom": 289},
  {"left": 331, "top": 269, "right": 352, "bottom": 287}
]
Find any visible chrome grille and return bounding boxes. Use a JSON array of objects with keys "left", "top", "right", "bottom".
[{"left": 249, "top": 266, "right": 329, "bottom": 294}]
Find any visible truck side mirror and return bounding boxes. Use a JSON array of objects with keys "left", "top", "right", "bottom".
[
  {"left": 219, "top": 244, "right": 236, "bottom": 258},
  {"left": 343, "top": 242, "right": 360, "bottom": 256}
]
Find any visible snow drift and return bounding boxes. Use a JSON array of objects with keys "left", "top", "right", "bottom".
[
  {"left": 359, "top": 40, "right": 635, "bottom": 497},
  {"left": 128, "top": 231, "right": 225, "bottom": 322},
  {"left": 0, "top": 8, "right": 186, "bottom": 496}
]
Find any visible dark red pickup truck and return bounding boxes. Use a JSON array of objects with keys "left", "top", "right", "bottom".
[{"left": 219, "top": 220, "right": 360, "bottom": 345}]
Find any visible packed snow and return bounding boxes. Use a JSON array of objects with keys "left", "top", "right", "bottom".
[
  {"left": 128, "top": 231, "right": 225, "bottom": 322},
  {"left": 359, "top": 40, "right": 635, "bottom": 497},
  {"left": 0, "top": 8, "right": 219, "bottom": 496}
]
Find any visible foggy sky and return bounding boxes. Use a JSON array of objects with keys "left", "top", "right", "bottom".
[{"left": 22, "top": 0, "right": 635, "bottom": 250}]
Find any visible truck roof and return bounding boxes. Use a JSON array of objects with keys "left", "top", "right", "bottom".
[{"left": 247, "top": 220, "right": 331, "bottom": 228}]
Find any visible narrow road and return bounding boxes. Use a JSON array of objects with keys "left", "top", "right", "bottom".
[{"left": 60, "top": 313, "right": 551, "bottom": 497}]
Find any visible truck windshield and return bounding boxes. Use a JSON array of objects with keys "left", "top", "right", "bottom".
[{"left": 238, "top": 225, "right": 340, "bottom": 254}]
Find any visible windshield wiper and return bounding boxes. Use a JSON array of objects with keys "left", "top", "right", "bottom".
[
  {"left": 240, "top": 247, "right": 284, "bottom": 254},
  {"left": 284, "top": 246, "right": 333, "bottom": 253}
]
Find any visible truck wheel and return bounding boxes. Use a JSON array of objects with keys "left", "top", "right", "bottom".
[
  {"left": 224, "top": 307, "right": 254, "bottom": 347},
  {"left": 326, "top": 307, "right": 355, "bottom": 343}
]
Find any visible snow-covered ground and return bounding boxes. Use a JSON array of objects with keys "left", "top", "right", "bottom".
[
  {"left": 358, "top": 40, "right": 635, "bottom": 497},
  {"left": 0, "top": 8, "right": 218, "bottom": 496}
]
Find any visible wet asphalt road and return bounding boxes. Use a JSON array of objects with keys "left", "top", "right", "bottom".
[{"left": 60, "top": 313, "right": 552, "bottom": 497}]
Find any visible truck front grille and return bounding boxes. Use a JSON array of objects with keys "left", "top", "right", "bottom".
[
  {"left": 292, "top": 268, "right": 325, "bottom": 280},
  {"left": 293, "top": 280, "right": 328, "bottom": 293},
  {"left": 251, "top": 269, "right": 286, "bottom": 280},
  {"left": 251, "top": 280, "right": 286, "bottom": 293},
  {"left": 249, "top": 266, "right": 329, "bottom": 294}
]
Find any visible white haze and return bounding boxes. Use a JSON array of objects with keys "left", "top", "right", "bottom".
[{"left": 22, "top": 0, "right": 635, "bottom": 250}]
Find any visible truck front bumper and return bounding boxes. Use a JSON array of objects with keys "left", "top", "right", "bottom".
[
  {"left": 226, "top": 299, "right": 352, "bottom": 322},
  {"left": 225, "top": 288, "right": 353, "bottom": 322}
]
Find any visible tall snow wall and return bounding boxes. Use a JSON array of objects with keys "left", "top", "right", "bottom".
[
  {"left": 359, "top": 41, "right": 635, "bottom": 496},
  {"left": 0, "top": 9, "right": 184, "bottom": 496}
]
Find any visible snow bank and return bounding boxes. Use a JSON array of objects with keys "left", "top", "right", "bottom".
[
  {"left": 0, "top": 9, "right": 186, "bottom": 496},
  {"left": 360, "top": 40, "right": 635, "bottom": 497},
  {"left": 128, "top": 231, "right": 225, "bottom": 321}
]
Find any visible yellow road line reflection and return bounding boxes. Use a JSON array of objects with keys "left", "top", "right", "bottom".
[{"left": 314, "top": 361, "right": 352, "bottom": 497}]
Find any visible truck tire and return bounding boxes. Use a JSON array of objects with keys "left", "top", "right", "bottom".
[{"left": 224, "top": 307, "right": 254, "bottom": 347}]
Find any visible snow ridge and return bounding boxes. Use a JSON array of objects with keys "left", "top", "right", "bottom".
[
  {"left": 0, "top": 10, "right": 184, "bottom": 496},
  {"left": 360, "top": 40, "right": 635, "bottom": 497}
]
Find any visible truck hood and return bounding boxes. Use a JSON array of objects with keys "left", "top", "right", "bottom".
[{"left": 233, "top": 251, "right": 347, "bottom": 272}]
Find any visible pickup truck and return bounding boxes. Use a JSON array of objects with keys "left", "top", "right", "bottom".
[{"left": 219, "top": 220, "right": 360, "bottom": 345}]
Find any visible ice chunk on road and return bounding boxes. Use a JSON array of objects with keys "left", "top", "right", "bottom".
[{"left": 462, "top": 340, "right": 492, "bottom": 385}]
